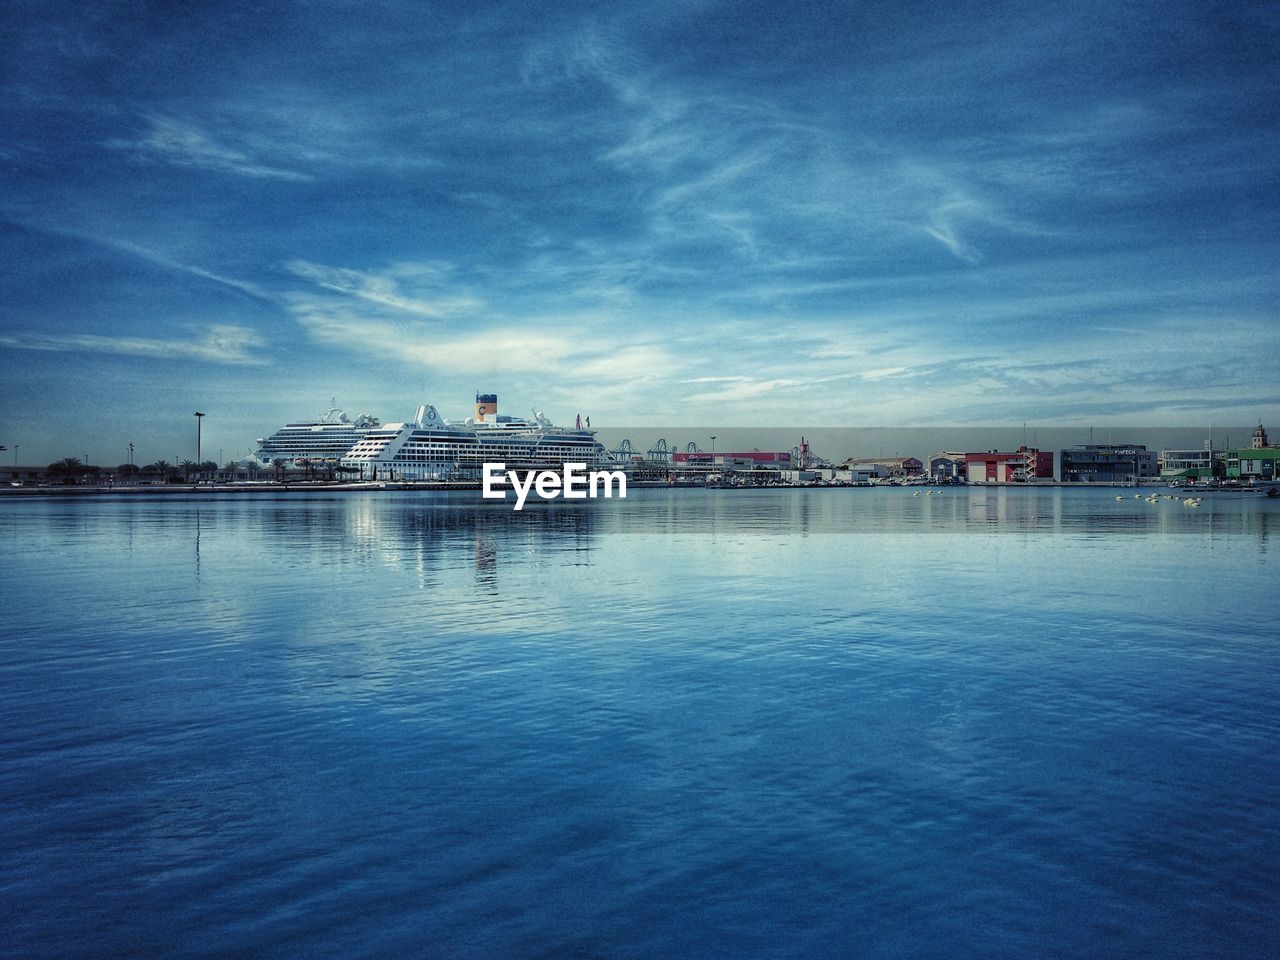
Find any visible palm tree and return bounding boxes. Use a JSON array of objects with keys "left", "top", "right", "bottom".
[
  {"left": 47, "top": 457, "right": 82, "bottom": 484},
  {"left": 144, "top": 460, "right": 174, "bottom": 482},
  {"left": 270, "top": 458, "right": 286, "bottom": 481},
  {"left": 179, "top": 459, "right": 198, "bottom": 480}
]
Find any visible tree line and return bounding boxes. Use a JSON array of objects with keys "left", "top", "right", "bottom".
[
  {"left": 41, "top": 457, "right": 361, "bottom": 483},
  {"left": 45, "top": 458, "right": 227, "bottom": 483}
]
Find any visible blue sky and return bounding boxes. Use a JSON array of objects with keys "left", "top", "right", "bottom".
[{"left": 2, "top": 0, "right": 1278, "bottom": 464}]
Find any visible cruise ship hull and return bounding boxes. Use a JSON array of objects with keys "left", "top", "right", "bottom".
[{"left": 340, "top": 402, "right": 615, "bottom": 481}]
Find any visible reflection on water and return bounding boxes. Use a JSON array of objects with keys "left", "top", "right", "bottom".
[{"left": 1, "top": 487, "right": 1278, "bottom": 959}]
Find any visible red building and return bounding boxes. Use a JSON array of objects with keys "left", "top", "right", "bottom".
[{"left": 964, "top": 447, "right": 1053, "bottom": 483}]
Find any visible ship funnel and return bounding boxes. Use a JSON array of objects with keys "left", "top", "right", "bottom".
[
  {"left": 476, "top": 392, "right": 498, "bottom": 423},
  {"left": 415, "top": 404, "right": 427, "bottom": 427}
]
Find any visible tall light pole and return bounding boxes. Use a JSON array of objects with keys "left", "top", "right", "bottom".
[{"left": 195, "top": 412, "right": 205, "bottom": 466}]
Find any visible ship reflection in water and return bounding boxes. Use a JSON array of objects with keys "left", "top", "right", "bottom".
[{"left": 1, "top": 487, "right": 1278, "bottom": 959}]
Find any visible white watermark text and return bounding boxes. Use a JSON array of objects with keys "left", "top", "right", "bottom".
[{"left": 482, "top": 463, "right": 627, "bottom": 510}]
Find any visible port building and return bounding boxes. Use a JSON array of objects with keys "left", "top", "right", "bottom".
[
  {"left": 1060, "top": 444, "right": 1157, "bottom": 483},
  {"left": 1225, "top": 424, "right": 1280, "bottom": 482},
  {"left": 839, "top": 456, "right": 923, "bottom": 478},
  {"left": 671, "top": 451, "right": 794, "bottom": 471},
  {"left": 964, "top": 447, "right": 1053, "bottom": 483},
  {"left": 1159, "top": 447, "right": 1223, "bottom": 481},
  {"left": 928, "top": 453, "right": 967, "bottom": 481}
]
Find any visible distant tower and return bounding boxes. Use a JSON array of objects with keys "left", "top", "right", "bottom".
[
  {"left": 476, "top": 393, "right": 498, "bottom": 422},
  {"left": 1252, "top": 423, "right": 1269, "bottom": 449}
]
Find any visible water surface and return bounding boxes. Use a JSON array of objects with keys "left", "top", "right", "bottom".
[{"left": 2, "top": 487, "right": 1277, "bottom": 958}]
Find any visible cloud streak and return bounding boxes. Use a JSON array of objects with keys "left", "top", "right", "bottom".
[
  {"left": 286, "top": 260, "right": 479, "bottom": 317},
  {"left": 0, "top": 324, "right": 268, "bottom": 365},
  {"left": 3, "top": 217, "right": 277, "bottom": 303},
  {"left": 104, "top": 115, "right": 311, "bottom": 181}
]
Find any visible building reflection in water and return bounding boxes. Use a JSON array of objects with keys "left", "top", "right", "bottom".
[
  {"left": 342, "top": 495, "right": 603, "bottom": 590},
  {"left": 473, "top": 537, "right": 497, "bottom": 591}
]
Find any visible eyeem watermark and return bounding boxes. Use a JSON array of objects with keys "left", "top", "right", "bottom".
[{"left": 482, "top": 462, "right": 627, "bottom": 511}]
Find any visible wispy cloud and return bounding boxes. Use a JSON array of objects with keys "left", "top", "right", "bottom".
[
  {"left": 2, "top": 217, "right": 276, "bottom": 302},
  {"left": 0, "top": 324, "right": 267, "bottom": 365},
  {"left": 286, "top": 260, "right": 479, "bottom": 317},
  {"left": 96, "top": 236, "right": 274, "bottom": 302},
  {"left": 104, "top": 115, "right": 311, "bottom": 181},
  {"left": 285, "top": 290, "right": 683, "bottom": 381},
  {"left": 924, "top": 198, "right": 986, "bottom": 264}
]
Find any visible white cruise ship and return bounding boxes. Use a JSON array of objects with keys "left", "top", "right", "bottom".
[
  {"left": 340, "top": 393, "right": 615, "bottom": 480},
  {"left": 255, "top": 406, "right": 382, "bottom": 465}
]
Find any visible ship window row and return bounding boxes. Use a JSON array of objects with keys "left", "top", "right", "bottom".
[
  {"left": 387, "top": 453, "right": 607, "bottom": 461},
  {"left": 388, "top": 444, "right": 601, "bottom": 454}
]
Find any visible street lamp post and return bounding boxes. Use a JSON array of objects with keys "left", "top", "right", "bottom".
[{"left": 194, "top": 412, "right": 205, "bottom": 472}]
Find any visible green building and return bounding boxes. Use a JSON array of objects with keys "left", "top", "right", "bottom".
[
  {"left": 1224, "top": 424, "right": 1280, "bottom": 482},
  {"left": 1159, "top": 448, "right": 1223, "bottom": 481}
]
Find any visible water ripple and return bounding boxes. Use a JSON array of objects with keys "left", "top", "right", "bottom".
[{"left": 2, "top": 489, "right": 1278, "bottom": 958}]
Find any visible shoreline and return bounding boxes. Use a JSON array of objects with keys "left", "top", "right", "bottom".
[{"left": 0, "top": 480, "right": 1199, "bottom": 498}]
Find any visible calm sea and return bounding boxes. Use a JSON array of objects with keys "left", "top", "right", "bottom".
[{"left": 2, "top": 487, "right": 1277, "bottom": 959}]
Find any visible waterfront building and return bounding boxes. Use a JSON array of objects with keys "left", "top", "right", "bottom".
[
  {"left": 1060, "top": 443, "right": 1156, "bottom": 483},
  {"left": 846, "top": 465, "right": 888, "bottom": 482},
  {"left": 255, "top": 406, "right": 381, "bottom": 465},
  {"left": 811, "top": 468, "right": 858, "bottom": 483},
  {"left": 964, "top": 447, "right": 1053, "bottom": 483},
  {"left": 672, "top": 451, "right": 794, "bottom": 472},
  {"left": 1159, "top": 448, "right": 1223, "bottom": 481},
  {"left": 1224, "top": 447, "right": 1280, "bottom": 481},
  {"left": 840, "top": 456, "right": 923, "bottom": 477},
  {"left": 929, "top": 452, "right": 966, "bottom": 481},
  {"left": 1225, "top": 425, "right": 1279, "bottom": 481}
]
